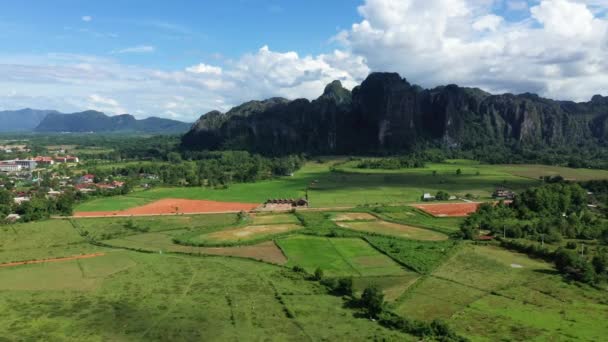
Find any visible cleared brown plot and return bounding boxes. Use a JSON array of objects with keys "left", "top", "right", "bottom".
[
  {"left": 331, "top": 212, "right": 377, "bottom": 221},
  {"left": 412, "top": 202, "right": 482, "bottom": 217},
  {"left": 336, "top": 220, "right": 448, "bottom": 241},
  {"left": 75, "top": 198, "right": 259, "bottom": 217},
  {"left": 201, "top": 224, "right": 302, "bottom": 242}
]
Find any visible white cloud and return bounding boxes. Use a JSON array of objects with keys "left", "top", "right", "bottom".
[
  {"left": 0, "top": 47, "right": 368, "bottom": 121},
  {"left": 338, "top": 0, "right": 608, "bottom": 100},
  {"left": 473, "top": 14, "right": 503, "bottom": 32},
  {"left": 87, "top": 94, "right": 126, "bottom": 114},
  {"left": 81, "top": 16, "right": 92, "bottom": 22},
  {"left": 2, "top": 0, "right": 608, "bottom": 121},
  {"left": 113, "top": 45, "right": 156, "bottom": 54},
  {"left": 185, "top": 63, "right": 223, "bottom": 75}
]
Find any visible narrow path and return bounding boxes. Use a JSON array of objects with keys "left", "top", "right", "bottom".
[{"left": 0, "top": 253, "right": 105, "bottom": 268}]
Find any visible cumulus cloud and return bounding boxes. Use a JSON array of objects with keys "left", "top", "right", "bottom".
[
  {"left": 185, "top": 63, "right": 223, "bottom": 75},
  {"left": 81, "top": 16, "right": 92, "bottom": 22},
  {"left": 2, "top": 0, "right": 608, "bottom": 121},
  {"left": 88, "top": 94, "right": 126, "bottom": 113},
  {"left": 113, "top": 45, "right": 156, "bottom": 54},
  {"left": 337, "top": 0, "right": 608, "bottom": 100},
  {"left": 0, "top": 46, "right": 368, "bottom": 121}
]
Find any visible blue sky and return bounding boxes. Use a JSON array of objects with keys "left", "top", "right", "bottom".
[
  {"left": 0, "top": 0, "right": 607, "bottom": 121},
  {"left": 0, "top": 0, "right": 360, "bottom": 69}
]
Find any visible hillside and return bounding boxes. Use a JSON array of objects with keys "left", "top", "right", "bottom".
[
  {"left": 35, "top": 111, "right": 191, "bottom": 133},
  {"left": 182, "top": 72, "right": 608, "bottom": 154},
  {"left": 0, "top": 109, "right": 59, "bottom": 132}
]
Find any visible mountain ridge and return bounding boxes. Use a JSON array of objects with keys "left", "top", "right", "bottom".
[
  {"left": 0, "top": 109, "right": 191, "bottom": 133},
  {"left": 181, "top": 72, "right": 608, "bottom": 154}
]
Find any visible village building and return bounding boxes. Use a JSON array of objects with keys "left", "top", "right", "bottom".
[
  {"left": 33, "top": 156, "right": 54, "bottom": 165},
  {"left": 12, "top": 159, "right": 37, "bottom": 170},
  {"left": 54, "top": 156, "right": 80, "bottom": 163},
  {"left": 262, "top": 198, "right": 309, "bottom": 210},
  {"left": 13, "top": 196, "right": 30, "bottom": 204},
  {"left": 47, "top": 189, "right": 63, "bottom": 198},
  {"left": 79, "top": 174, "right": 95, "bottom": 184},
  {"left": 0, "top": 163, "right": 22, "bottom": 173},
  {"left": 422, "top": 193, "right": 436, "bottom": 201},
  {"left": 493, "top": 187, "right": 515, "bottom": 200},
  {"left": 5, "top": 214, "right": 21, "bottom": 222}
]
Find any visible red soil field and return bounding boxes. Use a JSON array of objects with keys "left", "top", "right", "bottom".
[
  {"left": 0, "top": 253, "right": 105, "bottom": 268},
  {"left": 413, "top": 202, "right": 482, "bottom": 217},
  {"left": 74, "top": 198, "right": 259, "bottom": 217}
]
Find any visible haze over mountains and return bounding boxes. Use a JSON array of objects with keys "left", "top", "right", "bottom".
[
  {"left": 0, "top": 109, "right": 191, "bottom": 133},
  {"left": 182, "top": 72, "right": 608, "bottom": 154}
]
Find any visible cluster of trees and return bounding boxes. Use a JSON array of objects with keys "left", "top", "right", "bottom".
[
  {"left": 461, "top": 183, "right": 606, "bottom": 242},
  {"left": 462, "top": 181, "right": 608, "bottom": 285},
  {"left": 0, "top": 188, "right": 76, "bottom": 222},
  {"left": 355, "top": 150, "right": 447, "bottom": 170},
  {"left": 90, "top": 151, "right": 304, "bottom": 188},
  {"left": 357, "top": 157, "right": 426, "bottom": 170}
]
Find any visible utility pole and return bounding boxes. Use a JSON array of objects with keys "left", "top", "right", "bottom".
[{"left": 541, "top": 234, "right": 544, "bottom": 247}]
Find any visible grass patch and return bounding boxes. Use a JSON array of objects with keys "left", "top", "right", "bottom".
[
  {"left": 252, "top": 213, "right": 300, "bottom": 225},
  {"left": 277, "top": 235, "right": 409, "bottom": 277},
  {"left": 336, "top": 220, "right": 448, "bottom": 241},
  {"left": 0, "top": 252, "right": 413, "bottom": 340},
  {"left": 75, "top": 196, "right": 152, "bottom": 212},
  {"left": 365, "top": 237, "right": 458, "bottom": 274},
  {"left": 191, "top": 224, "right": 303, "bottom": 246}
]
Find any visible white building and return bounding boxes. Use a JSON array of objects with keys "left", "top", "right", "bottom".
[
  {"left": 12, "top": 159, "right": 37, "bottom": 170},
  {"left": 0, "top": 163, "right": 22, "bottom": 172}
]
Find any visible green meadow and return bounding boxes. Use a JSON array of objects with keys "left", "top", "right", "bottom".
[
  {"left": 75, "top": 159, "right": 608, "bottom": 212},
  {"left": 7, "top": 157, "right": 608, "bottom": 340},
  {"left": 2, "top": 207, "right": 608, "bottom": 340}
]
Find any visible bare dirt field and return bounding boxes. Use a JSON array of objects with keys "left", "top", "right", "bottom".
[
  {"left": 0, "top": 252, "right": 106, "bottom": 268},
  {"left": 331, "top": 212, "right": 378, "bottom": 221},
  {"left": 74, "top": 199, "right": 259, "bottom": 217},
  {"left": 412, "top": 202, "right": 482, "bottom": 217}
]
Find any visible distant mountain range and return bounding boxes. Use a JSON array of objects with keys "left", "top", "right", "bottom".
[
  {"left": 182, "top": 72, "right": 608, "bottom": 154},
  {"left": 0, "top": 109, "right": 191, "bottom": 133}
]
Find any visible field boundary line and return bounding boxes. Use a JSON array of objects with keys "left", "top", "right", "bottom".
[
  {"left": 326, "top": 238, "right": 362, "bottom": 276},
  {"left": 0, "top": 252, "right": 106, "bottom": 268}
]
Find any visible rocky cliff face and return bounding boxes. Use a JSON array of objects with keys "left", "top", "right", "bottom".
[{"left": 182, "top": 72, "right": 608, "bottom": 154}]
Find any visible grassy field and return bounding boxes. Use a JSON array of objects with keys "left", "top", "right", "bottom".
[
  {"left": 191, "top": 224, "right": 303, "bottom": 245},
  {"left": 2, "top": 207, "right": 608, "bottom": 340},
  {"left": 336, "top": 220, "right": 449, "bottom": 241},
  {"left": 75, "top": 214, "right": 237, "bottom": 240},
  {"left": 0, "top": 220, "right": 103, "bottom": 264},
  {"left": 252, "top": 213, "right": 301, "bottom": 225},
  {"left": 74, "top": 159, "right": 608, "bottom": 212},
  {"left": 371, "top": 206, "right": 464, "bottom": 233},
  {"left": 75, "top": 196, "right": 152, "bottom": 212},
  {"left": 394, "top": 244, "right": 608, "bottom": 341},
  {"left": 277, "top": 235, "right": 409, "bottom": 277},
  {"left": 0, "top": 251, "right": 413, "bottom": 341}
]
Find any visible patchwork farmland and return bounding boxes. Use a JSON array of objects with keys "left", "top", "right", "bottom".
[{"left": 3, "top": 159, "right": 608, "bottom": 340}]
